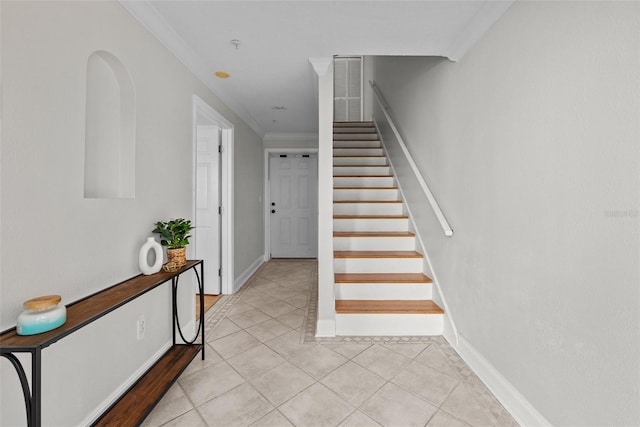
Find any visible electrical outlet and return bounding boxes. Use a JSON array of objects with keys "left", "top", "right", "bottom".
[{"left": 136, "top": 315, "right": 145, "bottom": 341}]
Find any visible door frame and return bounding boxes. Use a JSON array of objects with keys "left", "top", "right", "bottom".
[
  {"left": 263, "top": 148, "right": 319, "bottom": 261},
  {"left": 192, "top": 94, "right": 234, "bottom": 294}
]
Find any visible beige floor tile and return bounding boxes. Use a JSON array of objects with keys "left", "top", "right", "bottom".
[
  {"left": 440, "top": 383, "right": 496, "bottom": 426},
  {"left": 179, "top": 361, "right": 245, "bottom": 406},
  {"left": 325, "top": 343, "right": 372, "bottom": 359},
  {"left": 360, "top": 383, "right": 437, "bottom": 427},
  {"left": 140, "top": 383, "right": 193, "bottom": 427},
  {"left": 391, "top": 361, "right": 459, "bottom": 406},
  {"left": 353, "top": 344, "right": 411, "bottom": 380},
  {"left": 321, "top": 361, "right": 386, "bottom": 407},
  {"left": 249, "top": 361, "right": 315, "bottom": 406},
  {"left": 255, "top": 300, "right": 297, "bottom": 317},
  {"left": 242, "top": 293, "right": 280, "bottom": 308},
  {"left": 414, "top": 345, "right": 459, "bottom": 378},
  {"left": 210, "top": 330, "right": 262, "bottom": 359},
  {"left": 207, "top": 318, "right": 242, "bottom": 342},
  {"left": 283, "top": 293, "right": 309, "bottom": 308},
  {"left": 227, "top": 302, "right": 255, "bottom": 316},
  {"left": 384, "top": 343, "right": 430, "bottom": 359},
  {"left": 275, "top": 309, "right": 306, "bottom": 329},
  {"left": 250, "top": 409, "right": 294, "bottom": 427},
  {"left": 278, "top": 383, "right": 354, "bottom": 427},
  {"left": 427, "top": 410, "right": 472, "bottom": 427},
  {"left": 227, "top": 344, "right": 285, "bottom": 379},
  {"left": 289, "top": 345, "right": 348, "bottom": 380},
  {"left": 198, "top": 382, "right": 273, "bottom": 427},
  {"left": 228, "top": 309, "right": 272, "bottom": 329},
  {"left": 246, "top": 318, "right": 293, "bottom": 342},
  {"left": 181, "top": 344, "right": 223, "bottom": 377},
  {"left": 159, "top": 409, "right": 207, "bottom": 427},
  {"left": 265, "top": 329, "right": 314, "bottom": 359},
  {"left": 338, "top": 410, "right": 382, "bottom": 427}
]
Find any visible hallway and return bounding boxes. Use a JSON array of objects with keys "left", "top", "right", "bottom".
[{"left": 143, "top": 259, "right": 517, "bottom": 426}]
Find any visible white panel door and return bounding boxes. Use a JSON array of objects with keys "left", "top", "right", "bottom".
[
  {"left": 195, "top": 126, "right": 221, "bottom": 294},
  {"left": 269, "top": 154, "right": 318, "bottom": 258}
]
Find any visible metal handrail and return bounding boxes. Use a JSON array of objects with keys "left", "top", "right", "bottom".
[{"left": 369, "top": 81, "right": 454, "bottom": 237}]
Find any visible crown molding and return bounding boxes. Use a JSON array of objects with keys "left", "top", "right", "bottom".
[{"left": 119, "top": 0, "right": 264, "bottom": 137}]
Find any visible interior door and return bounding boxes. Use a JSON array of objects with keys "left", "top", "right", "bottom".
[
  {"left": 195, "top": 125, "right": 221, "bottom": 294},
  {"left": 269, "top": 154, "right": 318, "bottom": 258},
  {"left": 334, "top": 56, "right": 363, "bottom": 122}
]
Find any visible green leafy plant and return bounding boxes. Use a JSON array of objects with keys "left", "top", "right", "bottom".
[{"left": 152, "top": 218, "right": 193, "bottom": 249}]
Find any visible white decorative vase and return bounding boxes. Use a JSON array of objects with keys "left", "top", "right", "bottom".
[{"left": 139, "top": 237, "right": 163, "bottom": 275}]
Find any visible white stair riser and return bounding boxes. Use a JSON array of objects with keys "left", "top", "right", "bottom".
[
  {"left": 333, "top": 202, "right": 403, "bottom": 216},
  {"left": 333, "top": 127, "right": 375, "bottom": 132},
  {"left": 333, "top": 236, "right": 415, "bottom": 251},
  {"left": 334, "top": 189, "right": 398, "bottom": 201},
  {"left": 334, "top": 257, "right": 423, "bottom": 273},
  {"left": 334, "top": 148, "right": 384, "bottom": 156},
  {"left": 333, "top": 140, "right": 380, "bottom": 148},
  {"left": 334, "top": 177, "right": 395, "bottom": 188},
  {"left": 335, "top": 283, "right": 432, "bottom": 300},
  {"left": 333, "top": 166, "right": 391, "bottom": 176},
  {"left": 333, "top": 218, "right": 408, "bottom": 232},
  {"left": 333, "top": 157, "right": 387, "bottom": 166},
  {"left": 335, "top": 313, "right": 444, "bottom": 336}
]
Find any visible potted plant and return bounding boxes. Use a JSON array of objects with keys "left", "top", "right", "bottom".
[{"left": 152, "top": 218, "right": 192, "bottom": 269}]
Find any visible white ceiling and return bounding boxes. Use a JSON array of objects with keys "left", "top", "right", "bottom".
[{"left": 122, "top": 1, "right": 512, "bottom": 138}]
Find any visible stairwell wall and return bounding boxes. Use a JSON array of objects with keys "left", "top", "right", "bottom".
[{"left": 370, "top": 2, "right": 639, "bottom": 426}]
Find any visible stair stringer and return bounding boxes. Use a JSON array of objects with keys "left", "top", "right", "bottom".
[{"left": 373, "top": 120, "right": 459, "bottom": 346}]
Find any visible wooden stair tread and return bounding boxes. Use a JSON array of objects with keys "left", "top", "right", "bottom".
[
  {"left": 336, "top": 300, "right": 443, "bottom": 314},
  {"left": 334, "top": 187, "right": 398, "bottom": 190},
  {"left": 333, "top": 155, "right": 385, "bottom": 158},
  {"left": 93, "top": 344, "right": 201, "bottom": 426},
  {"left": 333, "top": 200, "right": 401, "bottom": 203},
  {"left": 335, "top": 273, "right": 431, "bottom": 283},
  {"left": 334, "top": 231, "right": 414, "bottom": 237},
  {"left": 334, "top": 250, "right": 423, "bottom": 258},
  {"left": 334, "top": 177, "right": 393, "bottom": 179},
  {"left": 333, "top": 215, "right": 407, "bottom": 219}
]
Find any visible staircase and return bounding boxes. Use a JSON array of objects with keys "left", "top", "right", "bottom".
[{"left": 333, "top": 121, "right": 444, "bottom": 336}]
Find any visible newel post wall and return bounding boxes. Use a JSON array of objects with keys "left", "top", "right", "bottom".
[{"left": 310, "top": 57, "right": 336, "bottom": 337}]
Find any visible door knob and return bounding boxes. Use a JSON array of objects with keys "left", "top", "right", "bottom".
[
  {"left": 271, "top": 202, "right": 276, "bottom": 206},
  {"left": 271, "top": 209, "right": 276, "bottom": 214}
]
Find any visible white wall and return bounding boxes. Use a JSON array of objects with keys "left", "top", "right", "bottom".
[
  {"left": 263, "top": 134, "right": 318, "bottom": 150},
  {"left": 0, "top": 1, "right": 263, "bottom": 425},
  {"left": 371, "top": 2, "right": 639, "bottom": 426}
]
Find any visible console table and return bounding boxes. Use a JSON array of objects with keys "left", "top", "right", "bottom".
[{"left": 0, "top": 260, "right": 205, "bottom": 427}]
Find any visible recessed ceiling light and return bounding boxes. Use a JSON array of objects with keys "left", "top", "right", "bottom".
[
  {"left": 272, "top": 106, "right": 287, "bottom": 111},
  {"left": 215, "top": 71, "right": 230, "bottom": 79}
]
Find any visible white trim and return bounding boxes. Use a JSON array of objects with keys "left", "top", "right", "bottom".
[
  {"left": 83, "top": 341, "right": 172, "bottom": 426},
  {"left": 120, "top": 0, "right": 263, "bottom": 137},
  {"left": 315, "top": 319, "right": 336, "bottom": 337},
  {"left": 192, "top": 95, "right": 234, "bottom": 295},
  {"left": 373, "top": 120, "right": 458, "bottom": 343},
  {"left": 451, "top": 335, "right": 552, "bottom": 427},
  {"left": 233, "top": 256, "right": 264, "bottom": 293},
  {"left": 370, "top": 81, "right": 453, "bottom": 237},
  {"left": 263, "top": 148, "right": 319, "bottom": 261}
]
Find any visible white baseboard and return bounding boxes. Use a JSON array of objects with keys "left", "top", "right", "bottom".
[
  {"left": 82, "top": 341, "right": 172, "bottom": 426},
  {"left": 233, "top": 256, "right": 264, "bottom": 293},
  {"left": 315, "top": 319, "right": 336, "bottom": 337},
  {"left": 449, "top": 335, "right": 552, "bottom": 427}
]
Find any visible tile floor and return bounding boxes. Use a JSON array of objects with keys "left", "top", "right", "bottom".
[{"left": 143, "top": 259, "right": 518, "bottom": 427}]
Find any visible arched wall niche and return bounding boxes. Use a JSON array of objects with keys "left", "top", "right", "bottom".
[{"left": 84, "top": 50, "right": 136, "bottom": 199}]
